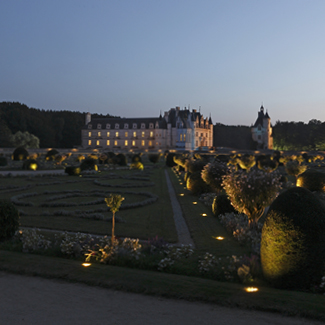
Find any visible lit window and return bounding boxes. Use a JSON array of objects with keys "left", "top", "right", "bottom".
[
  {"left": 133, "top": 131, "right": 137, "bottom": 137},
  {"left": 88, "top": 132, "right": 91, "bottom": 137},
  {"left": 125, "top": 140, "right": 128, "bottom": 146},
  {"left": 124, "top": 123, "right": 128, "bottom": 129},
  {"left": 107, "top": 140, "right": 110, "bottom": 146},
  {"left": 96, "top": 140, "right": 100, "bottom": 146},
  {"left": 115, "top": 123, "right": 119, "bottom": 129},
  {"left": 149, "top": 140, "right": 152, "bottom": 146},
  {"left": 132, "top": 140, "right": 136, "bottom": 146},
  {"left": 98, "top": 132, "right": 101, "bottom": 137},
  {"left": 180, "top": 134, "right": 182, "bottom": 141},
  {"left": 125, "top": 132, "right": 128, "bottom": 138},
  {"left": 88, "top": 140, "right": 91, "bottom": 146},
  {"left": 141, "top": 123, "right": 145, "bottom": 129},
  {"left": 142, "top": 131, "right": 145, "bottom": 137},
  {"left": 184, "top": 134, "right": 186, "bottom": 141},
  {"left": 97, "top": 124, "right": 101, "bottom": 129},
  {"left": 150, "top": 131, "right": 153, "bottom": 137},
  {"left": 114, "top": 140, "right": 118, "bottom": 146},
  {"left": 116, "top": 132, "right": 119, "bottom": 138},
  {"left": 106, "top": 124, "right": 110, "bottom": 129},
  {"left": 133, "top": 123, "right": 137, "bottom": 129},
  {"left": 107, "top": 132, "right": 110, "bottom": 137},
  {"left": 142, "top": 140, "right": 145, "bottom": 146}
]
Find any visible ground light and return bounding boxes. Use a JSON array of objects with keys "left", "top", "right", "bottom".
[
  {"left": 82, "top": 263, "right": 91, "bottom": 267},
  {"left": 193, "top": 202, "right": 197, "bottom": 205},
  {"left": 245, "top": 287, "right": 258, "bottom": 292},
  {"left": 212, "top": 236, "right": 224, "bottom": 240},
  {"left": 201, "top": 213, "right": 207, "bottom": 217},
  {"left": 180, "top": 193, "right": 184, "bottom": 196}
]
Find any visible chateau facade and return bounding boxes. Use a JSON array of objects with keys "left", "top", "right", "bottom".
[
  {"left": 251, "top": 105, "right": 273, "bottom": 149},
  {"left": 81, "top": 106, "right": 213, "bottom": 151}
]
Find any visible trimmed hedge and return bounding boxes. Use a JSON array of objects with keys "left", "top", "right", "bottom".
[
  {"left": 12, "top": 147, "right": 29, "bottom": 161},
  {"left": 0, "top": 200, "right": 19, "bottom": 241},
  {"left": 212, "top": 194, "right": 236, "bottom": 217},
  {"left": 296, "top": 169, "right": 325, "bottom": 192}
]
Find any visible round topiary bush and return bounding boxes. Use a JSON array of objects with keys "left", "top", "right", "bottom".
[
  {"left": 0, "top": 200, "right": 19, "bottom": 241},
  {"left": 212, "top": 193, "right": 236, "bottom": 217},
  {"left": 296, "top": 169, "right": 325, "bottom": 192},
  {"left": 186, "top": 171, "right": 210, "bottom": 195},
  {"left": 131, "top": 154, "right": 142, "bottom": 163},
  {"left": 166, "top": 153, "right": 177, "bottom": 167},
  {"left": 45, "top": 149, "right": 59, "bottom": 161},
  {"left": 65, "top": 166, "right": 81, "bottom": 176},
  {"left": 260, "top": 187, "right": 325, "bottom": 289},
  {"left": 12, "top": 147, "right": 29, "bottom": 161},
  {"left": 22, "top": 159, "right": 38, "bottom": 170},
  {"left": 80, "top": 157, "right": 98, "bottom": 171},
  {"left": 116, "top": 153, "right": 128, "bottom": 166}
]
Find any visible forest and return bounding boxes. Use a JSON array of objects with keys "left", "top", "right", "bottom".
[{"left": 0, "top": 102, "right": 114, "bottom": 148}]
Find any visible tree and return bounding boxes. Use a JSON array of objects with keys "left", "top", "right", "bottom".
[
  {"left": 10, "top": 131, "right": 40, "bottom": 148},
  {"left": 104, "top": 194, "right": 125, "bottom": 244}
]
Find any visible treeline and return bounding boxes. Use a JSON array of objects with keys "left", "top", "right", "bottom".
[
  {"left": 273, "top": 120, "right": 325, "bottom": 151},
  {"left": 0, "top": 102, "right": 114, "bottom": 148}
]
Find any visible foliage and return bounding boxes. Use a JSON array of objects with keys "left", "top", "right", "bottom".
[
  {"left": 65, "top": 166, "right": 81, "bottom": 176},
  {"left": 212, "top": 193, "right": 236, "bottom": 217},
  {"left": 296, "top": 169, "right": 325, "bottom": 192},
  {"left": 0, "top": 157, "right": 7, "bottom": 166},
  {"left": 80, "top": 157, "right": 98, "bottom": 171},
  {"left": 148, "top": 153, "right": 162, "bottom": 164},
  {"left": 261, "top": 187, "right": 325, "bottom": 289},
  {"left": 131, "top": 154, "right": 142, "bottom": 163},
  {"left": 12, "top": 146, "right": 29, "bottom": 161},
  {"left": 45, "top": 149, "right": 59, "bottom": 161},
  {"left": 0, "top": 200, "right": 19, "bottom": 241},
  {"left": 237, "top": 154, "right": 256, "bottom": 171},
  {"left": 115, "top": 153, "right": 127, "bottom": 166},
  {"left": 22, "top": 159, "right": 38, "bottom": 171},
  {"left": 257, "top": 155, "right": 279, "bottom": 172},
  {"left": 186, "top": 171, "right": 210, "bottom": 195},
  {"left": 185, "top": 158, "right": 206, "bottom": 173},
  {"left": 130, "top": 162, "right": 144, "bottom": 170},
  {"left": 201, "top": 160, "right": 228, "bottom": 193},
  {"left": 285, "top": 160, "right": 307, "bottom": 179},
  {"left": 15, "top": 229, "right": 51, "bottom": 253},
  {"left": 222, "top": 169, "right": 282, "bottom": 228},
  {"left": 10, "top": 131, "right": 39, "bottom": 148},
  {"left": 165, "top": 152, "right": 177, "bottom": 167}
]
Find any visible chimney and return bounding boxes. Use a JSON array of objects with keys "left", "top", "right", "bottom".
[{"left": 85, "top": 112, "right": 91, "bottom": 125}]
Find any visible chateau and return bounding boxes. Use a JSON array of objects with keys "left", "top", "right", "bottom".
[
  {"left": 81, "top": 106, "right": 213, "bottom": 151},
  {"left": 251, "top": 105, "right": 273, "bottom": 149}
]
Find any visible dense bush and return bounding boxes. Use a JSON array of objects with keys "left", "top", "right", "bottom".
[
  {"left": 22, "top": 159, "right": 38, "bottom": 170},
  {"left": 80, "top": 157, "right": 98, "bottom": 171},
  {"left": 212, "top": 193, "right": 236, "bottom": 217},
  {"left": 257, "top": 155, "right": 278, "bottom": 172},
  {"left": 0, "top": 157, "right": 7, "bottom": 166},
  {"left": 12, "top": 146, "right": 29, "bottom": 161},
  {"left": 65, "top": 166, "right": 81, "bottom": 176},
  {"left": 115, "top": 153, "right": 128, "bottom": 166},
  {"left": 261, "top": 187, "right": 325, "bottom": 289},
  {"left": 45, "top": 149, "right": 59, "bottom": 161},
  {"left": 185, "top": 158, "right": 206, "bottom": 174},
  {"left": 285, "top": 160, "right": 307, "bottom": 180},
  {"left": 201, "top": 160, "right": 228, "bottom": 193},
  {"left": 165, "top": 153, "right": 177, "bottom": 167},
  {"left": 296, "top": 169, "right": 325, "bottom": 192},
  {"left": 237, "top": 154, "right": 256, "bottom": 171},
  {"left": 0, "top": 200, "right": 19, "bottom": 241},
  {"left": 131, "top": 154, "right": 142, "bottom": 163},
  {"left": 148, "top": 153, "right": 162, "bottom": 164},
  {"left": 130, "top": 162, "right": 144, "bottom": 170},
  {"left": 186, "top": 171, "right": 210, "bottom": 195}
]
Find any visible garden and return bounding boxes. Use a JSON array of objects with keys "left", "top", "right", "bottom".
[{"left": 1, "top": 148, "right": 325, "bottom": 321}]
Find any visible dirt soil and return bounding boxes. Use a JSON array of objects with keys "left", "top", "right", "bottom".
[{"left": 1, "top": 271, "right": 323, "bottom": 325}]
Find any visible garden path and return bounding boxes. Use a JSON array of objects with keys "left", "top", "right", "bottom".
[{"left": 164, "top": 169, "right": 195, "bottom": 247}]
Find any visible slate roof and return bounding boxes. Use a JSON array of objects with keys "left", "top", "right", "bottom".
[{"left": 253, "top": 106, "right": 270, "bottom": 127}]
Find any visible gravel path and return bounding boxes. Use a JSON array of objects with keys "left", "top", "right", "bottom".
[{"left": 164, "top": 169, "right": 195, "bottom": 247}]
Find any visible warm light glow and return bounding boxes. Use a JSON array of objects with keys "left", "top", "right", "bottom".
[
  {"left": 82, "top": 263, "right": 91, "bottom": 267},
  {"left": 193, "top": 202, "right": 197, "bottom": 205},
  {"left": 245, "top": 287, "right": 258, "bottom": 292},
  {"left": 180, "top": 193, "right": 184, "bottom": 196},
  {"left": 179, "top": 182, "right": 183, "bottom": 185},
  {"left": 29, "top": 163, "right": 38, "bottom": 171},
  {"left": 201, "top": 213, "right": 207, "bottom": 217},
  {"left": 213, "top": 236, "right": 224, "bottom": 240}
]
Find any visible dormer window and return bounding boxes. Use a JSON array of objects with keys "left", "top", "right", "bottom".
[
  {"left": 115, "top": 123, "right": 119, "bottom": 129},
  {"left": 155, "top": 121, "right": 159, "bottom": 128},
  {"left": 149, "top": 123, "right": 153, "bottom": 129},
  {"left": 141, "top": 123, "right": 145, "bottom": 129},
  {"left": 88, "top": 124, "right": 92, "bottom": 129},
  {"left": 133, "top": 123, "right": 137, "bottom": 129},
  {"left": 106, "top": 123, "right": 110, "bottom": 129},
  {"left": 258, "top": 125, "right": 262, "bottom": 131},
  {"left": 124, "top": 123, "right": 129, "bottom": 129},
  {"left": 97, "top": 124, "right": 101, "bottom": 129}
]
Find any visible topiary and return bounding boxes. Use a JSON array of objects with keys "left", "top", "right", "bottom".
[
  {"left": 115, "top": 153, "right": 128, "bottom": 166},
  {"left": 131, "top": 154, "right": 142, "bottom": 163},
  {"left": 237, "top": 154, "right": 256, "bottom": 171},
  {"left": 80, "top": 157, "right": 98, "bottom": 171},
  {"left": 22, "top": 159, "right": 38, "bottom": 170},
  {"left": 130, "top": 161, "right": 144, "bottom": 170},
  {"left": 12, "top": 146, "right": 29, "bottom": 161},
  {"left": 186, "top": 171, "right": 210, "bottom": 195},
  {"left": 148, "top": 153, "right": 162, "bottom": 164},
  {"left": 296, "top": 169, "right": 325, "bottom": 192},
  {"left": 260, "top": 187, "right": 325, "bottom": 289},
  {"left": 201, "top": 160, "right": 228, "bottom": 193},
  {"left": 212, "top": 193, "right": 236, "bottom": 217},
  {"left": 285, "top": 160, "right": 307, "bottom": 180},
  {"left": 45, "top": 149, "right": 59, "bottom": 161},
  {"left": 166, "top": 153, "right": 177, "bottom": 167},
  {"left": 0, "top": 200, "right": 19, "bottom": 241},
  {"left": 65, "top": 166, "right": 81, "bottom": 176},
  {"left": 185, "top": 158, "right": 206, "bottom": 173}
]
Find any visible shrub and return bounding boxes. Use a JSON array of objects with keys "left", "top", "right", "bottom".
[
  {"left": 131, "top": 154, "right": 142, "bottom": 163},
  {"left": 185, "top": 158, "right": 206, "bottom": 173},
  {"left": 222, "top": 169, "right": 282, "bottom": 228},
  {"left": 115, "top": 153, "right": 128, "bottom": 166},
  {"left": 65, "top": 166, "right": 81, "bottom": 176},
  {"left": 166, "top": 153, "right": 177, "bottom": 167},
  {"left": 0, "top": 157, "right": 7, "bottom": 166},
  {"left": 186, "top": 171, "right": 210, "bottom": 195},
  {"left": 80, "top": 157, "right": 98, "bottom": 171},
  {"left": 76, "top": 154, "right": 85, "bottom": 162},
  {"left": 296, "top": 169, "right": 325, "bottom": 192},
  {"left": 257, "top": 156, "right": 278, "bottom": 172},
  {"left": 106, "top": 152, "right": 116, "bottom": 164},
  {"left": 0, "top": 200, "right": 19, "bottom": 241},
  {"left": 22, "top": 159, "right": 38, "bottom": 170},
  {"left": 45, "top": 149, "right": 59, "bottom": 161},
  {"left": 212, "top": 193, "right": 236, "bottom": 217},
  {"left": 237, "top": 154, "right": 256, "bottom": 171},
  {"left": 148, "top": 153, "right": 162, "bottom": 164},
  {"left": 285, "top": 160, "right": 307, "bottom": 180},
  {"left": 201, "top": 160, "right": 228, "bottom": 193},
  {"left": 260, "top": 187, "right": 325, "bottom": 289},
  {"left": 12, "top": 147, "right": 29, "bottom": 161},
  {"left": 130, "top": 162, "right": 144, "bottom": 170}
]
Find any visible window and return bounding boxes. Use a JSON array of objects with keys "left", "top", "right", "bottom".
[
  {"left": 115, "top": 123, "right": 119, "bottom": 129},
  {"left": 106, "top": 123, "right": 110, "bottom": 129},
  {"left": 180, "top": 134, "right": 182, "bottom": 141},
  {"left": 258, "top": 135, "right": 261, "bottom": 140},
  {"left": 115, "top": 131, "right": 119, "bottom": 138},
  {"left": 184, "top": 134, "right": 186, "bottom": 142},
  {"left": 196, "top": 140, "right": 198, "bottom": 146},
  {"left": 96, "top": 140, "right": 100, "bottom": 146},
  {"left": 124, "top": 123, "right": 129, "bottom": 129},
  {"left": 155, "top": 121, "right": 159, "bottom": 128},
  {"left": 88, "top": 132, "right": 91, "bottom": 137},
  {"left": 107, "top": 132, "right": 110, "bottom": 137},
  {"left": 133, "top": 131, "right": 137, "bottom": 138},
  {"left": 142, "top": 131, "right": 145, "bottom": 138},
  {"left": 141, "top": 140, "right": 145, "bottom": 146},
  {"left": 114, "top": 140, "right": 118, "bottom": 146},
  {"left": 97, "top": 124, "right": 101, "bottom": 129},
  {"left": 88, "top": 140, "right": 91, "bottom": 146},
  {"left": 150, "top": 131, "right": 153, "bottom": 138},
  {"left": 88, "top": 124, "right": 92, "bottom": 129},
  {"left": 132, "top": 140, "right": 136, "bottom": 146},
  {"left": 133, "top": 123, "right": 137, "bottom": 129},
  {"left": 125, "top": 132, "right": 128, "bottom": 138},
  {"left": 125, "top": 140, "right": 128, "bottom": 146},
  {"left": 196, "top": 132, "right": 198, "bottom": 136},
  {"left": 149, "top": 140, "right": 152, "bottom": 147},
  {"left": 141, "top": 123, "right": 145, "bottom": 129},
  {"left": 98, "top": 132, "right": 101, "bottom": 137},
  {"left": 206, "top": 133, "right": 208, "bottom": 137},
  {"left": 107, "top": 140, "right": 110, "bottom": 146},
  {"left": 149, "top": 123, "right": 153, "bottom": 129}
]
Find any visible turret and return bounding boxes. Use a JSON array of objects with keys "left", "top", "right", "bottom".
[{"left": 85, "top": 112, "right": 91, "bottom": 125}]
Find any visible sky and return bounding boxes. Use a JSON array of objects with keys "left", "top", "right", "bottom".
[{"left": 1, "top": 0, "right": 325, "bottom": 126}]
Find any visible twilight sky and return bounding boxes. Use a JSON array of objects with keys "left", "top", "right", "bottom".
[{"left": 1, "top": 0, "right": 325, "bottom": 126}]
